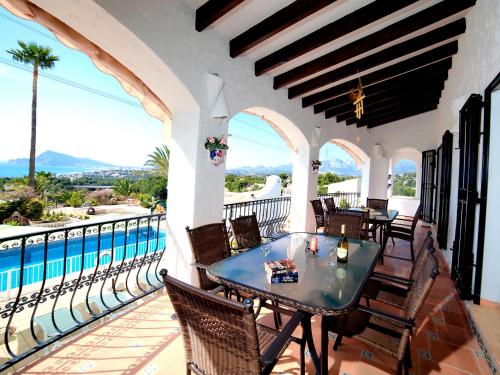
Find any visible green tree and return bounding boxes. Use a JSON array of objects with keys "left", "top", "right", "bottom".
[
  {"left": 145, "top": 145, "right": 170, "bottom": 176},
  {"left": 7, "top": 41, "right": 59, "bottom": 188},
  {"left": 113, "top": 178, "right": 136, "bottom": 197}
]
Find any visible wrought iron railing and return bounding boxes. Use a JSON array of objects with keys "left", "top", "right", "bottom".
[
  {"left": 223, "top": 197, "right": 291, "bottom": 240},
  {"left": 0, "top": 213, "right": 166, "bottom": 371},
  {"left": 318, "top": 192, "right": 361, "bottom": 208}
]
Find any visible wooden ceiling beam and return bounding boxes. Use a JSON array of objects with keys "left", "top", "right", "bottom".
[
  {"left": 230, "top": 0, "right": 337, "bottom": 58},
  {"left": 255, "top": 0, "right": 419, "bottom": 75},
  {"left": 275, "top": 0, "right": 473, "bottom": 88},
  {"left": 314, "top": 68, "right": 449, "bottom": 114},
  {"left": 355, "top": 102, "right": 439, "bottom": 127},
  {"left": 302, "top": 45, "right": 456, "bottom": 107},
  {"left": 325, "top": 83, "right": 444, "bottom": 119},
  {"left": 365, "top": 105, "right": 439, "bottom": 128},
  {"left": 287, "top": 19, "right": 465, "bottom": 97},
  {"left": 344, "top": 97, "right": 441, "bottom": 125},
  {"left": 195, "top": 0, "right": 247, "bottom": 32}
]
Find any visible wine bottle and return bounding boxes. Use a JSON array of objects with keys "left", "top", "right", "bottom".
[{"left": 337, "top": 224, "right": 349, "bottom": 263}]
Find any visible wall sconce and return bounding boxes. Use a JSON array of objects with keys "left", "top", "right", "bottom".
[
  {"left": 311, "top": 126, "right": 322, "bottom": 146},
  {"left": 373, "top": 143, "right": 385, "bottom": 159},
  {"left": 206, "top": 73, "right": 229, "bottom": 120}
]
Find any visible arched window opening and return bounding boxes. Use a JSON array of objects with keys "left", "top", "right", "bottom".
[
  {"left": 391, "top": 159, "right": 417, "bottom": 197},
  {"left": 225, "top": 111, "right": 292, "bottom": 203}
]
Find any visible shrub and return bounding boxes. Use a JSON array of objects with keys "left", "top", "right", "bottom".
[
  {"left": 66, "top": 191, "right": 85, "bottom": 208},
  {"left": 20, "top": 198, "right": 45, "bottom": 220},
  {"left": 42, "top": 211, "right": 70, "bottom": 222},
  {"left": 132, "top": 193, "right": 153, "bottom": 208},
  {"left": 0, "top": 201, "right": 18, "bottom": 223},
  {"left": 4, "top": 220, "right": 19, "bottom": 226},
  {"left": 338, "top": 198, "right": 351, "bottom": 209},
  {"left": 86, "top": 189, "right": 114, "bottom": 205}
]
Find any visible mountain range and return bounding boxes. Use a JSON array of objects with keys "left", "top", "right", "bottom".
[
  {"left": 227, "top": 159, "right": 362, "bottom": 176},
  {"left": 5, "top": 150, "right": 115, "bottom": 168}
]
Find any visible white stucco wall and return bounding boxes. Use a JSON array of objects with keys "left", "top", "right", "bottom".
[
  {"left": 25, "top": 0, "right": 500, "bottom": 298},
  {"left": 433, "top": 0, "right": 500, "bottom": 301},
  {"left": 327, "top": 178, "right": 361, "bottom": 194}
]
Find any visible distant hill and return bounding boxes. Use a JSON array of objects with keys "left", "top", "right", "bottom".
[
  {"left": 227, "top": 159, "right": 361, "bottom": 176},
  {"left": 6, "top": 150, "right": 116, "bottom": 168},
  {"left": 393, "top": 159, "right": 417, "bottom": 175}
]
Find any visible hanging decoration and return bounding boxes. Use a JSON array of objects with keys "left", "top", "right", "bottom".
[
  {"left": 311, "top": 160, "right": 322, "bottom": 173},
  {"left": 349, "top": 77, "right": 365, "bottom": 120},
  {"left": 205, "top": 135, "right": 229, "bottom": 166}
]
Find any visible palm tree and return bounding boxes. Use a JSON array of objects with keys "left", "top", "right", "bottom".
[
  {"left": 145, "top": 145, "right": 170, "bottom": 176},
  {"left": 113, "top": 179, "right": 136, "bottom": 197},
  {"left": 7, "top": 41, "right": 59, "bottom": 188}
]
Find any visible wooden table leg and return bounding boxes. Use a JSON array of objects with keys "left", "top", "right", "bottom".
[
  {"left": 320, "top": 317, "right": 329, "bottom": 374},
  {"left": 301, "top": 313, "right": 320, "bottom": 374}
]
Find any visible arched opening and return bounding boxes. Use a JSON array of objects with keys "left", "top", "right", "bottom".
[
  {"left": 224, "top": 106, "right": 311, "bottom": 232},
  {"left": 319, "top": 138, "right": 371, "bottom": 205},
  {"left": 388, "top": 147, "right": 421, "bottom": 216}
]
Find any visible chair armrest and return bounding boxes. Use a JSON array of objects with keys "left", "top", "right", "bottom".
[
  {"left": 191, "top": 262, "right": 208, "bottom": 270},
  {"left": 208, "top": 285, "right": 226, "bottom": 295},
  {"left": 261, "top": 310, "right": 305, "bottom": 367},
  {"left": 371, "top": 272, "right": 412, "bottom": 286},
  {"left": 357, "top": 305, "right": 414, "bottom": 329}
]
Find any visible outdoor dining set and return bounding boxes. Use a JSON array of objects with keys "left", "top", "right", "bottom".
[{"left": 160, "top": 198, "right": 434, "bottom": 375}]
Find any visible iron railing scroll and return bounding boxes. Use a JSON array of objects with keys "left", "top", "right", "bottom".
[
  {"left": 0, "top": 213, "right": 166, "bottom": 371},
  {"left": 223, "top": 197, "right": 291, "bottom": 241}
]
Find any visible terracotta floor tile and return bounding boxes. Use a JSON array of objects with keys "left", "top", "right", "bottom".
[{"left": 7, "top": 226, "right": 492, "bottom": 375}]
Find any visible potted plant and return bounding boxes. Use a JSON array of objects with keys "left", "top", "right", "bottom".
[
  {"left": 205, "top": 135, "right": 229, "bottom": 166},
  {"left": 311, "top": 160, "right": 322, "bottom": 173}
]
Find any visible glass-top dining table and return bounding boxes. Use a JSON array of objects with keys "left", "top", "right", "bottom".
[{"left": 207, "top": 232, "right": 382, "bottom": 374}]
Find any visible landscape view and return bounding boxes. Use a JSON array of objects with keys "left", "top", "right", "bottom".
[{"left": 0, "top": 7, "right": 417, "bottom": 228}]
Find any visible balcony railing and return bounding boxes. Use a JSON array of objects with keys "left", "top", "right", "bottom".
[
  {"left": 0, "top": 213, "right": 166, "bottom": 371},
  {"left": 318, "top": 192, "right": 361, "bottom": 208},
  {"left": 223, "top": 196, "right": 291, "bottom": 240}
]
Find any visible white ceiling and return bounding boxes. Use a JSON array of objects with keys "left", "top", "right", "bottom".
[{"left": 186, "top": 0, "right": 473, "bottom": 99}]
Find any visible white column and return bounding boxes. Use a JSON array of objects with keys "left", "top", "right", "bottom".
[
  {"left": 290, "top": 145, "right": 318, "bottom": 232},
  {"left": 164, "top": 109, "right": 227, "bottom": 285},
  {"left": 368, "top": 157, "right": 390, "bottom": 199}
]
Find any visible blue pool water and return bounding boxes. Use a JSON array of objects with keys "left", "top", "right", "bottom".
[{"left": 0, "top": 227, "right": 167, "bottom": 291}]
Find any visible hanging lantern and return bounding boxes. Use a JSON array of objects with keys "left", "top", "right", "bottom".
[{"left": 349, "top": 77, "right": 365, "bottom": 120}]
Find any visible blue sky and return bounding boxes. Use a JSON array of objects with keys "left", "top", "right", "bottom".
[{"left": 0, "top": 6, "right": 353, "bottom": 169}]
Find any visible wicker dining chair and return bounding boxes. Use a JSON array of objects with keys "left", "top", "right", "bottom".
[
  {"left": 324, "top": 210, "right": 364, "bottom": 239},
  {"left": 323, "top": 197, "right": 336, "bottom": 214},
  {"left": 366, "top": 198, "right": 389, "bottom": 240},
  {"left": 160, "top": 269, "right": 306, "bottom": 375},
  {"left": 185, "top": 220, "right": 231, "bottom": 291},
  {"left": 310, "top": 199, "right": 325, "bottom": 232},
  {"left": 363, "top": 231, "right": 435, "bottom": 308},
  {"left": 325, "top": 251, "right": 439, "bottom": 375},
  {"left": 386, "top": 204, "right": 423, "bottom": 262},
  {"left": 229, "top": 213, "right": 263, "bottom": 251}
]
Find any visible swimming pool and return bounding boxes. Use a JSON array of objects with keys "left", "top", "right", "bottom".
[{"left": 0, "top": 227, "right": 167, "bottom": 292}]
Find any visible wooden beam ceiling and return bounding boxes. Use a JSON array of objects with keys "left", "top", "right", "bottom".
[
  {"left": 254, "top": 0, "right": 419, "bottom": 75},
  {"left": 286, "top": 19, "right": 466, "bottom": 97},
  {"left": 353, "top": 102, "right": 440, "bottom": 127},
  {"left": 274, "top": 0, "right": 473, "bottom": 89},
  {"left": 345, "top": 97, "right": 441, "bottom": 125},
  {"left": 366, "top": 104, "right": 439, "bottom": 128},
  {"left": 195, "top": 0, "right": 246, "bottom": 32},
  {"left": 301, "top": 46, "right": 456, "bottom": 107},
  {"left": 313, "top": 67, "right": 449, "bottom": 114},
  {"left": 196, "top": 0, "right": 476, "bottom": 128},
  {"left": 324, "top": 83, "right": 444, "bottom": 118},
  {"left": 230, "top": 0, "right": 337, "bottom": 58}
]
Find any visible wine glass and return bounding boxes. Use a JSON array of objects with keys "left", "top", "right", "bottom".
[
  {"left": 325, "top": 237, "right": 336, "bottom": 267},
  {"left": 261, "top": 244, "right": 272, "bottom": 266}
]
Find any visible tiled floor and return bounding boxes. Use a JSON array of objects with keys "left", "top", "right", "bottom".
[{"left": 11, "top": 225, "right": 493, "bottom": 374}]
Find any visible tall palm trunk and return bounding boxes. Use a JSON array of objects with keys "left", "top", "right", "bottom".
[{"left": 28, "top": 64, "right": 38, "bottom": 187}]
